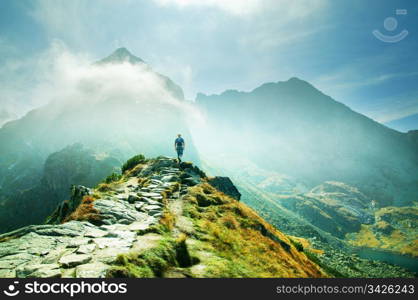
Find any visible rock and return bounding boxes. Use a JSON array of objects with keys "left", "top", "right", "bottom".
[
  {"left": 146, "top": 199, "right": 163, "bottom": 206},
  {"left": 207, "top": 177, "right": 241, "bottom": 200},
  {"left": 66, "top": 237, "right": 90, "bottom": 248},
  {"left": 162, "top": 175, "right": 178, "bottom": 182},
  {"left": 30, "top": 266, "right": 62, "bottom": 278},
  {"left": 139, "top": 192, "right": 161, "bottom": 198},
  {"left": 84, "top": 227, "right": 108, "bottom": 238},
  {"left": 35, "top": 227, "right": 81, "bottom": 237},
  {"left": 41, "top": 247, "right": 73, "bottom": 264},
  {"left": 115, "top": 194, "right": 128, "bottom": 201},
  {"left": 150, "top": 179, "right": 163, "bottom": 185},
  {"left": 182, "top": 177, "right": 200, "bottom": 186},
  {"left": 59, "top": 254, "right": 92, "bottom": 268},
  {"left": 94, "top": 199, "right": 146, "bottom": 224},
  {"left": 127, "top": 221, "right": 153, "bottom": 232},
  {"left": 93, "top": 237, "right": 133, "bottom": 250},
  {"left": 148, "top": 210, "right": 162, "bottom": 216},
  {"left": 16, "top": 263, "right": 62, "bottom": 278},
  {"left": 75, "top": 262, "right": 109, "bottom": 278},
  {"left": 143, "top": 205, "right": 162, "bottom": 211},
  {"left": 135, "top": 202, "right": 145, "bottom": 211},
  {"left": 128, "top": 194, "right": 141, "bottom": 203},
  {"left": 76, "top": 244, "right": 96, "bottom": 254},
  {"left": 46, "top": 185, "right": 91, "bottom": 224}
]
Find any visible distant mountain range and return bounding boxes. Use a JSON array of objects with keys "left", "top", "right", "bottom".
[{"left": 196, "top": 78, "right": 418, "bottom": 207}]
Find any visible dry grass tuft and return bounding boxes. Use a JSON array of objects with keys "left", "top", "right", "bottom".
[{"left": 64, "top": 196, "right": 101, "bottom": 223}]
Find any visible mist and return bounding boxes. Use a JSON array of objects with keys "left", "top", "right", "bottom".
[{"left": 0, "top": 44, "right": 203, "bottom": 163}]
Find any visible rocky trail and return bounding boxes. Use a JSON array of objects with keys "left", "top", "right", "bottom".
[{"left": 0, "top": 157, "right": 203, "bottom": 278}]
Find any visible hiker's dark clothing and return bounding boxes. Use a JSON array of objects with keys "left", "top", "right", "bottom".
[{"left": 175, "top": 137, "right": 185, "bottom": 161}]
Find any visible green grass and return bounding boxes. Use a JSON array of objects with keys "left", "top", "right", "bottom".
[
  {"left": 104, "top": 172, "right": 122, "bottom": 184},
  {"left": 106, "top": 236, "right": 197, "bottom": 278},
  {"left": 122, "top": 154, "right": 146, "bottom": 173}
]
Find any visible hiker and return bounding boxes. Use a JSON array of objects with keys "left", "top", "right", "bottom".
[{"left": 174, "top": 134, "right": 185, "bottom": 162}]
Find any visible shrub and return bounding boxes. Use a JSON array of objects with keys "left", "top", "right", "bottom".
[
  {"left": 289, "top": 239, "right": 304, "bottom": 252},
  {"left": 97, "top": 183, "right": 112, "bottom": 192},
  {"left": 122, "top": 154, "right": 145, "bottom": 173},
  {"left": 104, "top": 172, "right": 122, "bottom": 184}
]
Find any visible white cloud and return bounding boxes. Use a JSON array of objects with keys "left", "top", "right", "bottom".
[
  {"left": 366, "top": 95, "right": 418, "bottom": 123},
  {"left": 153, "top": 0, "right": 263, "bottom": 16},
  {"left": 153, "top": 0, "right": 327, "bottom": 17},
  {"left": 0, "top": 40, "right": 204, "bottom": 129}
]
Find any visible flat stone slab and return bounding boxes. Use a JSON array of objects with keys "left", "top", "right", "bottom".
[
  {"left": 146, "top": 199, "right": 163, "bottom": 206},
  {"left": 59, "top": 254, "right": 92, "bottom": 268},
  {"left": 84, "top": 228, "right": 108, "bottom": 238},
  {"left": 75, "top": 262, "right": 109, "bottom": 278},
  {"left": 144, "top": 205, "right": 162, "bottom": 211},
  {"left": 76, "top": 244, "right": 96, "bottom": 254},
  {"left": 16, "top": 263, "right": 62, "bottom": 278},
  {"left": 93, "top": 237, "right": 133, "bottom": 250},
  {"left": 139, "top": 192, "right": 161, "bottom": 198}
]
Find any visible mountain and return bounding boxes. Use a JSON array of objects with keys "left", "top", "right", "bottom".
[
  {"left": 0, "top": 48, "right": 195, "bottom": 232},
  {"left": 194, "top": 78, "right": 418, "bottom": 263},
  {"left": 96, "top": 47, "right": 184, "bottom": 100},
  {"left": 0, "top": 157, "right": 336, "bottom": 278},
  {"left": 385, "top": 113, "right": 418, "bottom": 133},
  {"left": 196, "top": 77, "right": 418, "bottom": 207},
  {"left": 96, "top": 47, "right": 145, "bottom": 65}
]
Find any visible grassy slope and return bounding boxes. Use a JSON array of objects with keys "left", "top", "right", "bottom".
[{"left": 347, "top": 206, "right": 418, "bottom": 257}]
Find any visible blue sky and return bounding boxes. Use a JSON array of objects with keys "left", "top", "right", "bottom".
[{"left": 0, "top": 0, "right": 417, "bottom": 129}]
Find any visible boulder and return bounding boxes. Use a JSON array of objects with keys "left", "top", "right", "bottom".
[{"left": 207, "top": 177, "right": 241, "bottom": 200}]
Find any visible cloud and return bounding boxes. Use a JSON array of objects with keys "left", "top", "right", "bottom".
[
  {"left": 153, "top": 0, "right": 327, "bottom": 17},
  {"left": 153, "top": 0, "right": 263, "bottom": 16},
  {"left": 366, "top": 94, "right": 418, "bottom": 123},
  {"left": 0, "top": 40, "right": 204, "bottom": 129}
]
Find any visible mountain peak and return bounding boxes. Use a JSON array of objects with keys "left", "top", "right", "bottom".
[{"left": 97, "top": 47, "right": 145, "bottom": 65}]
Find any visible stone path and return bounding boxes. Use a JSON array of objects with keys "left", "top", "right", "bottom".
[{"left": 0, "top": 157, "right": 200, "bottom": 278}]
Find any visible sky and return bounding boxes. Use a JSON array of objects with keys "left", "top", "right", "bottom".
[{"left": 0, "top": 0, "right": 417, "bottom": 130}]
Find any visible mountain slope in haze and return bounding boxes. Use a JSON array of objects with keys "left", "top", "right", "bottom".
[
  {"left": 196, "top": 77, "right": 418, "bottom": 207},
  {"left": 195, "top": 78, "right": 418, "bottom": 264},
  {"left": 0, "top": 144, "right": 120, "bottom": 233},
  {"left": 0, "top": 109, "right": 17, "bottom": 127},
  {"left": 0, "top": 157, "right": 333, "bottom": 278}
]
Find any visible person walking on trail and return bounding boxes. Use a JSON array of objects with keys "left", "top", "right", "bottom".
[{"left": 174, "top": 134, "right": 185, "bottom": 162}]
